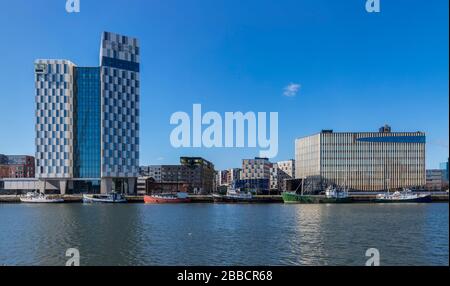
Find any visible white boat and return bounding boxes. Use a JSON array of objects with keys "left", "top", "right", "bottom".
[
  {"left": 325, "top": 186, "right": 349, "bottom": 199},
  {"left": 83, "top": 193, "right": 127, "bottom": 203},
  {"left": 212, "top": 189, "right": 254, "bottom": 203},
  {"left": 20, "top": 192, "right": 64, "bottom": 203},
  {"left": 375, "top": 189, "right": 432, "bottom": 203}
]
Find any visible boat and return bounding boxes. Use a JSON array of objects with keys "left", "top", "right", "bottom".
[
  {"left": 281, "top": 192, "right": 317, "bottom": 204},
  {"left": 20, "top": 192, "right": 64, "bottom": 203},
  {"left": 282, "top": 186, "right": 352, "bottom": 204},
  {"left": 212, "top": 189, "right": 254, "bottom": 203},
  {"left": 322, "top": 186, "right": 352, "bottom": 203},
  {"left": 144, "top": 192, "right": 191, "bottom": 204},
  {"left": 82, "top": 193, "right": 127, "bottom": 203},
  {"left": 375, "top": 189, "right": 432, "bottom": 203}
]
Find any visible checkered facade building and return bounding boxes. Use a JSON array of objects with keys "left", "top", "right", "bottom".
[
  {"left": 35, "top": 60, "right": 76, "bottom": 179},
  {"left": 100, "top": 32, "right": 140, "bottom": 178}
]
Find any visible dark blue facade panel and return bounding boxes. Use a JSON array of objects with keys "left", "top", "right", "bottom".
[
  {"left": 356, "top": 136, "right": 426, "bottom": 144},
  {"left": 101, "top": 56, "right": 140, "bottom": 72}
]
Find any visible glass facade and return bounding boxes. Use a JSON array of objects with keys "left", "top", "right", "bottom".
[
  {"left": 72, "top": 180, "right": 101, "bottom": 194},
  {"left": 74, "top": 67, "right": 101, "bottom": 178}
]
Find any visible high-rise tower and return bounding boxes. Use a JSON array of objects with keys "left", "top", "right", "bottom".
[{"left": 34, "top": 32, "right": 140, "bottom": 194}]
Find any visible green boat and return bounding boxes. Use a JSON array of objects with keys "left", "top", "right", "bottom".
[
  {"left": 281, "top": 192, "right": 318, "bottom": 204},
  {"left": 282, "top": 186, "right": 353, "bottom": 204}
]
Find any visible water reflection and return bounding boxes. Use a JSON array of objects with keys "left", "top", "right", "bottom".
[{"left": 0, "top": 203, "right": 448, "bottom": 266}]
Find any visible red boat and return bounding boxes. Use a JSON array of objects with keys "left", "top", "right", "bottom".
[{"left": 144, "top": 192, "right": 191, "bottom": 204}]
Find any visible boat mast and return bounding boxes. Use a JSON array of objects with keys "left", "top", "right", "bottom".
[
  {"left": 301, "top": 177, "right": 304, "bottom": 196},
  {"left": 387, "top": 178, "right": 390, "bottom": 196}
]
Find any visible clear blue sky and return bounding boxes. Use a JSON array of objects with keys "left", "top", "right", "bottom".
[{"left": 0, "top": 0, "right": 448, "bottom": 170}]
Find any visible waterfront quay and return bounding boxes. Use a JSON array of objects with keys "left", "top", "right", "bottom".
[{"left": 0, "top": 193, "right": 448, "bottom": 204}]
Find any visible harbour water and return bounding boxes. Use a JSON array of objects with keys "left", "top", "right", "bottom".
[{"left": 0, "top": 203, "right": 448, "bottom": 266}]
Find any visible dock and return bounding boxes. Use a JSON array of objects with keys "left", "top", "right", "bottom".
[{"left": 0, "top": 194, "right": 448, "bottom": 204}]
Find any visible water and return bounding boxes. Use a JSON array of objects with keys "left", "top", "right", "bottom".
[{"left": 0, "top": 203, "right": 448, "bottom": 266}]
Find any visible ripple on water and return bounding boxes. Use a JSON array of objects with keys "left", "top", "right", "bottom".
[{"left": 0, "top": 203, "right": 448, "bottom": 266}]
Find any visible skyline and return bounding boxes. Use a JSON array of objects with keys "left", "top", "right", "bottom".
[{"left": 0, "top": 0, "right": 448, "bottom": 170}]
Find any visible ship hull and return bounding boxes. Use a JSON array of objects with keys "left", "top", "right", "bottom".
[
  {"left": 20, "top": 198, "right": 64, "bottom": 203},
  {"left": 82, "top": 195, "right": 127, "bottom": 204},
  {"left": 144, "top": 195, "right": 191, "bottom": 204},
  {"left": 212, "top": 195, "right": 254, "bottom": 204},
  {"left": 374, "top": 195, "right": 432, "bottom": 203},
  {"left": 282, "top": 193, "right": 353, "bottom": 204}
]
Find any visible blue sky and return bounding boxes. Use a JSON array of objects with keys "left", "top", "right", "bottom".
[{"left": 0, "top": 0, "right": 448, "bottom": 170}]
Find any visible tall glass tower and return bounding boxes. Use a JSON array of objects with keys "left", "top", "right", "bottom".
[{"left": 34, "top": 32, "right": 140, "bottom": 194}]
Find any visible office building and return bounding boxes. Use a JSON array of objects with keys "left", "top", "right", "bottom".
[
  {"left": 34, "top": 32, "right": 140, "bottom": 194},
  {"left": 295, "top": 126, "right": 426, "bottom": 191}
]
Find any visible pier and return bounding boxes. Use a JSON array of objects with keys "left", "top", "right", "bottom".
[{"left": 0, "top": 194, "right": 448, "bottom": 204}]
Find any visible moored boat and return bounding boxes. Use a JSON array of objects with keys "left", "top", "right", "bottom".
[
  {"left": 144, "top": 192, "right": 191, "bottom": 204},
  {"left": 375, "top": 189, "right": 432, "bottom": 203},
  {"left": 281, "top": 192, "right": 317, "bottom": 204},
  {"left": 212, "top": 189, "right": 254, "bottom": 203},
  {"left": 83, "top": 193, "right": 127, "bottom": 203},
  {"left": 282, "top": 186, "right": 353, "bottom": 204},
  {"left": 322, "top": 186, "right": 353, "bottom": 203},
  {"left": 20, "top": 192, "right": 64, "bottom": 203}
]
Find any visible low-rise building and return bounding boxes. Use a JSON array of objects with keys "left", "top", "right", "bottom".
[
  {"left": 0, "top": 166, "right": 9, "bottom": 178},
  {"left": 0, "top": 154, "right": 35, "bottom": 178},
  {"left": 227, "top": 168, "right": 241, "bottom": 185},
  {"left": 440, "top": 159, "right": 449, "bottom": 183},
  {"left": 241, "top": 157, "right": 272, "bottom": 180},
  {"left": 239, "top": 157, "right": 272, "bottom": 193},
  {"left": 235, "top": 178, "right": 270, "bottom": 194},
  {"left": 277, "top": 160, "right": 295, "bottom": 178},
  {"left": 217, "top": 170, "right": 230, "bottom": 187},
  {"left": 139, "top": 157, "right": 216, "bottom": 194},
  {"left": 270, "top": 160, "right": 295, "bottom": 193},
  {"left": 137, "top": 176, "right": 150, "bottom": 196},
  {"left": 426, "top": 169, "right": 447, "bottom": 191}
]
